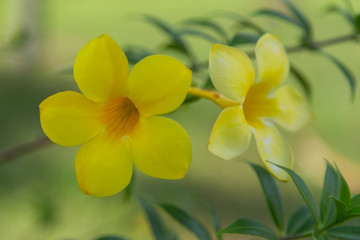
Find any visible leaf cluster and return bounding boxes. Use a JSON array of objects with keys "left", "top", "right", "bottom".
[{"left": 134, "top": 161, "right": 360, "bottom": 240}]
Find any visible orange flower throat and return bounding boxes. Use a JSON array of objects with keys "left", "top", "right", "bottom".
[{"left": 102, "top": 98, "right": 140, "bottom": 137}]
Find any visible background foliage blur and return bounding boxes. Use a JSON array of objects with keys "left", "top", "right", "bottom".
[{"left": 1, "top": 0, "right": 360, "bottom": 239}]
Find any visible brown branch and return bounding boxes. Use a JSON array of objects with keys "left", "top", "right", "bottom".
[{"left": 0, "top": 136, "right": 52, "bottom": 164}]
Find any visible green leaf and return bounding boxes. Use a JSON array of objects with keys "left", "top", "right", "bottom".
[
  {"left": 321, "top": 52, "right": 356, "bottom": 101},
  {"left": 290, "top": 64, "right": 312, "bottom": 99},
  {"left": 320, "top": 161, "right": 339, "bottom": 225},
  {"left": 326, "top": 5, "right": 354, "bottom": 25},
  {"left": 179, "top": 29, "right": 219, "bottom": 43},
  {"left": 139, "top": 199, "right": 177, "bottom": 240},
  {"left": 211, "top": 10, "right": 265, "bottom": 34},
  {"left": 123, "top": 46, "right": 153, "bottom": 65},
  {"left": 344, "top": 194, "right": 360, "bottom": 219},
  {"left": 218, "top": 218, "right": 277, "bottom": 240},
  {"left": 252, "top": 9, "right": 303, "bottom": 28},
  {"left": 355, "top": 14, "right": 360, "bottom": 32},
  {"left": 351, "top": 194, "right": 360, "bottom": 206},
  {"left": 159, "top": 203, "right": 211, "bottom": 240},
  {"left": 228, "top": 33, "right": 259, "bottom": 46},
  {"left": 142, "top": 15, "right": 193, "bottom": 61},
  {"left": 286, "top": 206, "right": 314, "bottom": 236},
  {"left": 313, "top": 230, "right": 331, "bottom": 240},
  {"left": 251, "top": 164, "right": 284, "bottom": 230},
  {"left": 329, "top": 196, "right": 347, "bottom": 221},
  {"left": 95, "top": 237, "right": 130, "bottom": 240},
  {"left": 122, "top": 171, "right": 136, "bottom": 203},
  {"left": 192, "top": 198, "right": 222, "bottom": 240},
  {"left": 335, "top": 165, "right": 352, "bottom": 208},
  {"left": 181, "top": 18, "right": 228, "bottom": 41},
  {"left": 272, "top": 163, "right": 320, "bottom": 226},
  {"left": 326, "top": 226, "right": 360, "bottom": 239},
  {"left": 282, "top": 0, "right": 312, "bottom": 40}
]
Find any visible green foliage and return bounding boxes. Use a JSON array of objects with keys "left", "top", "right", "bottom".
[
  {"left": 158, "top": 203, "right": 212, "bottom": 240},
  {"left": 289, "top": 65, "right": 312, "bottom": 99},
  {"left": 139, "top": 198, "right": 177, "bottom": 240},
  {"left": 320, "top": 161, "right": 339, "bottom": 225},
  {"left": 141, "top": 15, "right": 195, "bottom": 63},
  {"left": 273, "top": 163, "right": 321, "bottom": 226},
  {"left": 286, "top": 206, "right": 314, "bottom": 236},
  {"left": 325, "top": 226, "right": 360, "bottom": 239},
  {"left": 180, "top": 18, "right": 228, "bottom": 42},
  {"left": 218, "top": 218, "right": 277, "bottom": 240},
  {"left": 94, "top": 237, "right": 130, "bottom": 240},
  {"left": 228, "top": 33, "right": 259, "bottom": 46},
  {"left": 251, "top": 163, "right": 284, "bottom": 231},
  {"left": 320, "top": 52, "right": 356, "bottom": 101}
]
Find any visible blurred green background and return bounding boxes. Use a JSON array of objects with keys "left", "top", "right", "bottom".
[{"left": 1, "top": 0, "right": 360, "bottom": 239}]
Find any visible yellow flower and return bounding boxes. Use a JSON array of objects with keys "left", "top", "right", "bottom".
[
  {"left": 40, "top": 34, "right": 192, "bottom": 197},
  {"left": 207, "top": 33, "right": 313, "bottom": 181}
]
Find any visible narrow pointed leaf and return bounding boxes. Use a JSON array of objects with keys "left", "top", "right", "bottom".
[
  {"left": 283, "top": 0, "right": 312, "bottom": 38},
  {"left": 212, "top": 10, "right": 265, "bottom": 34},
  {"left": 123, "top": 47, "right": 153, "bottom": 65},
  {"left": 320, "top": 161, "right": 339, "bottom": 225},
  {"left": 272, "top": 163, "right": 320, "bottom": 226},
  {"left": 123, "top": 171, "right": 136, "bottom": 203},
  {"left": 95, "top": 237, "right": 130, "bottom": 240},
  {"left": 326, "top": 5, "right": 354, "bottom": 25},
  {"left": 326, "top": 226, "right": 360, "bottom": 239},
  {"left": 158, "top": 203, "right": 211, "bottom": 240},
  {"left": 321, "top": 52, "right": 356, "bottom": 101},
  {"left": 290, "top": 64, "right": 312, "bottom": 99},
  {"left": 352, "top": 194, "right": 360, "bottom": 206},
  {"left": 286, "top": 206, "right": 314, "bottom": 236},
  {"left": 142, "top": 15, "right": 192, "bottom": 59},
  {"left": 355, "top": 14, "right": 360, "bottom": 32},
  {"left": 193, "top": 198, "right": 222, "bottom": 240},
  {"left": 218, "top": 218, "right": 277, "bottom": 240},
  {"left": 251, "top": 164, "right": 284, "bottom": 230},
  {"left": 252, "top": 9, "right": 303, "bottom": 28},
  {"left": 335, "top": 165, "right": 352, "bottom": 208},
  {"left": 179, "top": 29, "right": 219, "bottom": 43},
  {"left": 228, "top": 33, "right": 259, "bottom": 46},
  {"left": 329, "top": 196, "right": 347, "bottom": 221},
  {"left": 313, "top": 230, "right": 330, "bottom": 240},
  {"left": 139, "top": 199, "right": 177, "bottom": 240},
  {"left": 181, "top": 18, "right": 228, "bottom": 41}
]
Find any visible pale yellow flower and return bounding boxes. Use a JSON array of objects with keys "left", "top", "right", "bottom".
[
  {"left": 40, "top": 34, "right": 192, "bottom": 196},
  {"left": 208, "top": 33, "right": 313, "bottom": 181}
]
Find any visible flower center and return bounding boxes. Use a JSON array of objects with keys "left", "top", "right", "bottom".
[
  {"left": 243, "top": 84, "right": 279, "bottom": 126},
  {"left": 102, "top": 98, "right": 140, "bottom": 138}
]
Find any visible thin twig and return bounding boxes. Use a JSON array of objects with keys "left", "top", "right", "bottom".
[{"left": 0, "top": 136, "right": 52, "bottom": 164}]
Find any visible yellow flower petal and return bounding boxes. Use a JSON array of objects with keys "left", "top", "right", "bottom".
[
  {"left": 75, "top": 133, "right": 133, "bottom": 197},
  {"left": 255, "top": 34, "right": 289, "bottom": 91},
  {"left": 208, "top": 106, "right": 252, "bottom": 160},
  {"left": 74, "top": 34, "right": 129, "bottom": 102},
  {"left": 126, "top": 55, "right": 192, "bottom": 117},
  {"left": 252, "top": 122, "right": 293, "bottom": 181},
  {"left": 130, "top": 116, "right": 192, "bottom": 179},
  {"left": 274, "top": 86, "right": 314, "bottom": 131},
  {"left": 209, "top": 44, "right": 255, "bottom": 103},
  {"left": 39, "top": 91, "right": 101, "bottom": 147}
]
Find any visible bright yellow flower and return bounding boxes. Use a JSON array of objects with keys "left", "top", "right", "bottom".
[
  {"left": 208, "top": 33, "right": 313, "bottom": 181},
  {"left": 40, "top": 34, "right": 192, "bottom": 197}
]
